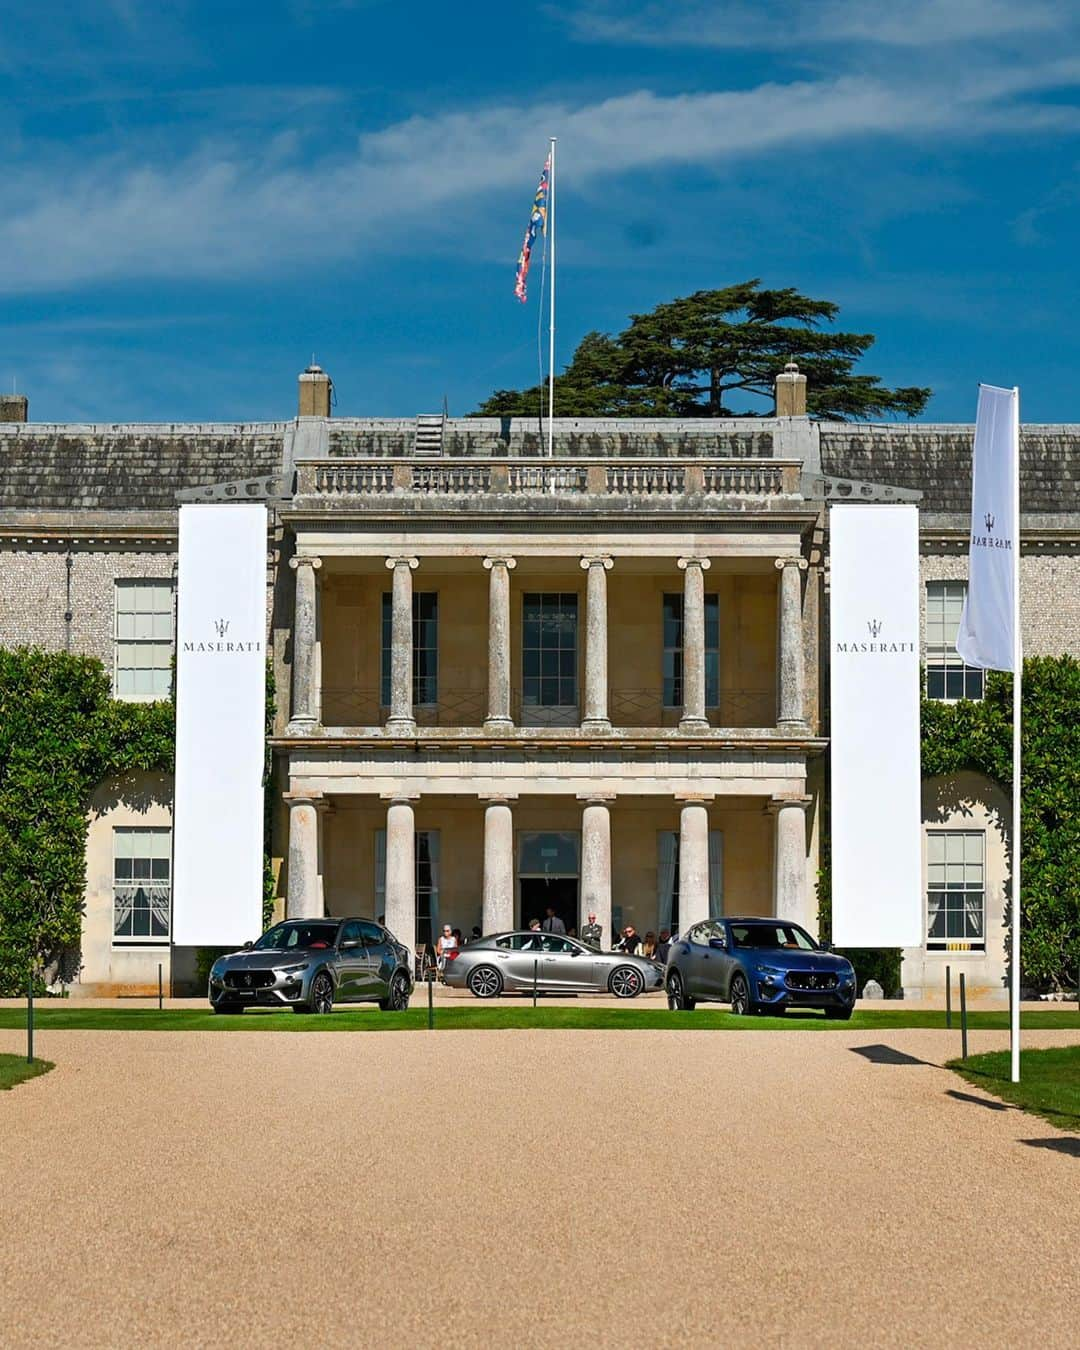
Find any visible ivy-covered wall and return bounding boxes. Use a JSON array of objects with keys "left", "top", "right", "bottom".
[
  {"left": 0, "top": 647, "right": 277, "bottom": 997},
  {"left": 819, "top": 655, "right": 1080, "bottom": 994}
]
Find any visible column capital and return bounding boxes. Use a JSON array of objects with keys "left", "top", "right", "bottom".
[
  {"left": 479, "top": 792, "right": 518, "bottom": 804},
  {"left": 289, "top": 554, "right": 322, "bottom": 572},
  {"left": 677, "top": 556, "right": 711, "bottom": 571},
  {"left": 283, "top": 788, "right": 324, "bottom": 807},
  {"left": 765, "top": 793, "right": 812, "bottom": 814},
  {"left": 675, "top": 793, "right": 715, "bottom": 805},
  {"left": 385, "top": 555, "right": 419, "bottom": 571},
  {"left": 483, "top": 555, "right": 517, "bottom": 571},
  {"left": 576, "top": 791, "right": 616, "bottom": 804},
  {"left": 774, "top": 556, "right": 809, "bottom": 572},
  {"left": 379, "top": 791, "right": 421, "bottom": 803},
  {"left": 580, "top": 554, "right": 613, "bottom": 570}
]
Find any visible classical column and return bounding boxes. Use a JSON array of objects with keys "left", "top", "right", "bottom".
[
  {"left": 775, "top": 557, "right": 809, "bottom": 729},
  {"left": 677, "top": 557, "right": 711, "bottom": 731},
  {"left": 384, "top": 795, "right": 417, "bottom": 954},
  {"left": 770, "top": 795, "right": 811, "bottom": 926},
  {"left": 288, "top": 555, "right": 322, "bottom": 731},
  {"left": 385, "top": 556, "right": 419, "bottom": 734},
  {"left": 483, "top": 556, "right": 516, "bottom": 731},
  {"left": 579, "top": 793, "right": 614, "bottom": 948},
  {"left": 580, "top": 554, "right": 613, "bottom": 731},
  {"left": 678, "top": 796, "right": 712, "bottom": 929},
  {"left": 481, "top": 796, "right": 515, "bottom": 934},
  {"left": 285, "top": 789, "right": 323, "bottom": 918}
]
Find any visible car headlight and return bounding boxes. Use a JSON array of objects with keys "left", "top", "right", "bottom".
[
  {"left": 280, "top": 962, "right": 309, "bottom": 974},
  {"left": 756, "top": 963, "right": 786, "bottom": 977},
  {"left": 839, "top": 967, "right": 856, "bottom": 984},
  {"left": 209, "top": 961, "right": 226, "bottom": 982}
]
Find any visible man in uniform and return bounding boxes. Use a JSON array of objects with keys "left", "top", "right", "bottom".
[{"left": 581, "top": 912, "right": 603, "bottom": 949}]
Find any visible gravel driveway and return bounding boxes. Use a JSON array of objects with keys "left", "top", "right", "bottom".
[{"left": 1, "top": 1026, "right": 1077, "bottom": 1348}]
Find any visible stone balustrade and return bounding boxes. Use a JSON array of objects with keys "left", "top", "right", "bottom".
[{"left": 302, "top": 458, "right": 799, "bottom": 499}]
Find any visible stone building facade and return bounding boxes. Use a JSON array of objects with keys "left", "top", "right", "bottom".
[{"left": 1, "top": 372, "right": 1077, "bottom": 998}]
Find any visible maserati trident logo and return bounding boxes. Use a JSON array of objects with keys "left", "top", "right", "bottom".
[
  {"left": 244, "top": 972, "right": 252, "bottom": 986},
  {"left": 213, "top": 618, "right": 230, "bottom": 637},
  {"left": 984, "top": 512, "right": 995, "bottom": 534},
  {"left": 867, "top": 619, "right": 882, "bottom": 639}
]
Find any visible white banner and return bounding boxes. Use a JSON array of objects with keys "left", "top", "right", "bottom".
[
  {"left": 956, "top": 384, "right": 1020, "bottom": 672},
  {"left": 830, "top": 505, "right": 921, "bottom": 948},
  {"left": 173, "top": 505, "right": 267, "bottom": 946}
]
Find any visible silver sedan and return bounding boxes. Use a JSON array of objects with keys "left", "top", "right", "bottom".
[{"left": 445, "top": 931, "right": 664, "bottom": 999}]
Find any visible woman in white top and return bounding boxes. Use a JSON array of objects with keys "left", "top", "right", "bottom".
[{"left": 435, "top": 924, "right": 458, "bottom": 976}]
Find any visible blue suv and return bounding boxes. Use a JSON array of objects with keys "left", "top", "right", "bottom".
[{"left": 665, "top": 917, "right": 856, "bottom": 1018}]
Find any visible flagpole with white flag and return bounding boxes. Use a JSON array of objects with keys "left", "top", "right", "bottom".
[
  {"left": 956, "top": 383, "right": 1022, "bottom": 1081},
  {"left": 547, "top": 136, "right": 556, "bottom": 461}
]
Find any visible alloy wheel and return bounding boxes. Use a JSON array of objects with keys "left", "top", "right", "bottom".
[
  {"left": 610, "top": 966, "right": 644, "bottom": 999},
  {"left": 312, "top": 973, "right": 334, "bottom": 1015},
  {"left": 730, "top": 974, "right": 750, "bottom": 1016},
  {"left": 667, "top": 971, "right": 685, "bottom": 1011},
  {"left": 389, "top": 973, "right": 409, "bottom": 1010},
  {"left": 469, "top": 966, "right": 502, "bottom": 999}
]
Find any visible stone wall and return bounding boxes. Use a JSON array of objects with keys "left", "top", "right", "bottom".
[{"left": 0, "top": 542, "right": 176, "bottom": 676}]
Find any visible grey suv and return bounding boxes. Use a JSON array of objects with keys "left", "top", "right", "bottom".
[{"left": 208, "top": 918, "right": 413, "bottom": 1014}]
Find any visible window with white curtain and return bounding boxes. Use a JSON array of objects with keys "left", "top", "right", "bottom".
[
  {"left": 657, "top": 831, "right": 724, "bottom": 933},
  {"left": 926, "top": 830, "right": 985, "bottom": 950},
  {"left": 113, "top": 827, "right": 171, "bottom": 942},
  {"left": 374, "top": 829, "right": 440, "bottom": 946}
]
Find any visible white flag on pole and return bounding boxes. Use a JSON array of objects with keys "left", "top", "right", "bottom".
[{"left": 956, "top": 384, "right": 1020, "bottom": 672}]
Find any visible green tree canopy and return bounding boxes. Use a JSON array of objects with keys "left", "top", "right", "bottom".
[{"left": 475, "top": 280, "right": 931, "bottom": 421}]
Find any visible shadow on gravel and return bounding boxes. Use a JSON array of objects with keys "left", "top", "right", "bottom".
[
  {"left": 946, "top": 1089, "right": 1011, "bottom": 1112},
  {"left": 1021, "top": 1136, "right": 1080, "bottom": 1156},
  {"left": 850, "top": 1044, "right": 936, "bottom": 1068}
]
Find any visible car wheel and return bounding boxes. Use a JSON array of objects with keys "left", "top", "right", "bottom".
[
  {"left": 825, "top": 1006, "right": 854, "bottom": 1021},
  {"left": 212, "top": 1003, "right": 244, "bottom": 1015},
  {"left": 729, "top": 973, "right": 751, "bottom": 1016},
  {"left": 666, "top": 969, "right": 696, "bottom": 1011},
  {"left": 468, "top": 965, "right": 503, "bottom": 999},
  {"left": 609, "top": 966, "right": 645, "bottom": 999},
  {"left": 310, "top": 972, "right": 334, "bottom": 1015},
  {"left": 379, "top": 971, "right": 411, "bottom": 1012}
]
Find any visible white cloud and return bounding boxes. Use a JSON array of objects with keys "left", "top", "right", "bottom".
[
  {"left": 560, "top": 0, "right": 1074, "bottom": 49},
  {"left": 1, "top": 59, "right": 1079, "bottom": 293}
]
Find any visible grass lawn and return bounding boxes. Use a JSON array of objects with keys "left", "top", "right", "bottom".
[
  {"left": 950, "top": 1045, "right": 1080, "bottom": 1133},
  {"left": 0, "top": 1006, "right": 1078, "bottom": 1033},
  {"left": 0, "top": 1053, "right": 55, "bottom": 1091}
]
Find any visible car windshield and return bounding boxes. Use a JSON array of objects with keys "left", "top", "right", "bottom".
[
  {"left": 729, "top": 923, "right": 817, "bottom": 952},
  {"left": 253, "top": 922, "right": 339, "bottom": 951}
]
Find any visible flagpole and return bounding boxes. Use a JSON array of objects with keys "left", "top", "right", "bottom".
[
  {"left": 1010, "top": 386, "right": 1022, "bottom": 1083},
  {"left": 547, "top": 136, "right": 556, "bottom": 461}
]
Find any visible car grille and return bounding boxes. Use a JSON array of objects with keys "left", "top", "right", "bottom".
[
  {"left": 224, "top": 970, "right": 276, "bottom": 989},
  {"left": 785, "top": 971, "right": 838, "bottom": 991}
]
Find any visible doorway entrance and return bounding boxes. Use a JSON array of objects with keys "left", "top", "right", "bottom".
[{"left": 518, "top": 830, "right": 580, "bottom": 933}]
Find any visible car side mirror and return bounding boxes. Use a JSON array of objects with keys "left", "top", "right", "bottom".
[
  {"left": 819, "top": 941, "right": 832, "bottom": 952},
  {"left": 570, "top": 948, "right": 581, "bottom": 956},
  {"left": 708, "top": 937, "right": 726, "bottom": 950},
  {"left": 242, "top": 941, "right": 253, "bottom": 950}
]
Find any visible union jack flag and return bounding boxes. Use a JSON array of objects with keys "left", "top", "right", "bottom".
[{"left": 514, "top": 155, "right": 550, "bottom": 303}]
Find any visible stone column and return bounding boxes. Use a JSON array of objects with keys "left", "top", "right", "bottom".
[
  {"left": 677, "top": 557, "right": 711, "bottom": 731},
  {"left": 483, "top": 556, "right": 516, "bottom": 731},
  {"left": 775, "top": 557, "right": 809, "bottom": 729},
  {"left": 385, "top": 556, "right": 419, "bottom": 734},
  {"left": 770, "top": 795, "right": 811, "bottom": 926},
  {"left": 678, "top": 797, "right": 712, "bottom": 929},
  {"left": 580, "top": 554, "right": 613, "bottom": 732},
  {"left": 579, "top": 794, "right": 614, "bottom": 948},
  {"left": 285, "top": 789, "right": 323, "bottom": 918},
  {"left": 288, "top": 555, "right": 322, "bottom": 731},
  {"left": 384, "top": 795, "right": 417, "bottom": 954},
  {"left": 481, "top": 796, "right": 516, "bottom": 934}
]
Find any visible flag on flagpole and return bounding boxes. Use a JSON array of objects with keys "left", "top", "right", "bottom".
[
  {"left": 956, "top": 384, "right": 1020, "bottom": 672},
  {"left": 514, "top": 155, "right": 550, "bottom": 303}
]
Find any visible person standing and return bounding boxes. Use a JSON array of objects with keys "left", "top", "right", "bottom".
[
  {"left": 581, "top": 912, "right": 603, "bottom": 949},
  {"left": 541, "top": 907, "right": 566, "bottom": 935},
  {"left": 435, "top": 924, "right": 458, "bottom": 977},
  {"left": 656, "top": 928, "right": 672, "bottom": 963},
  {"left": 618, "top": 924, "right": 641, "bottom": 955}
]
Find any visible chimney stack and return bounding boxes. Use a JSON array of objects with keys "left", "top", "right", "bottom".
[
  {"left": 774, "top": 361, "right": 807, "bottom": 417},
  {"left": 0, "top": 393, "right": 28, "bottom": 423},
  {"left": 298, "top": 364, "right": 332, "bottom": 418}
]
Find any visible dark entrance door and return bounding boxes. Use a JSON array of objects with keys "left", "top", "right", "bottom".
[{"left": 519, "top": 877, "right": 578, "bottom": 933}]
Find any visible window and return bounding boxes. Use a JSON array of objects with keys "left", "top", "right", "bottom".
[
  {"left": 339, "top": 921, "right": 363, "bottom": 947},
  {"left": 522, "top": 593, "right": 578, "bottom": 710},
  {"left": 926, "top": 581, "right": 984, "bottom": 701},
  {"left": 374, "top": 829, "right": 441, "bottom": 947},
  {"left": 114, "top": 580, "right": 173, "bottom": 700},
  {"left": 113, "top": 828, "right": 171, "bottom": 942},
  {"left": 359, "top": 920, "right": 384, "bottom": 947},
  {"left": 927, "top": 831, "right": 985, "bottom": 951},
  {"left": 380, "top": 593, "right": 438, "bottom": 706},
  {"left": 662, "top": 594, "right": 720, "bottom": 707}
]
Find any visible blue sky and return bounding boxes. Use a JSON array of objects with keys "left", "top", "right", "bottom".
[{"left": 2, "top": 0, "right": 1079, "bottom": 423}]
